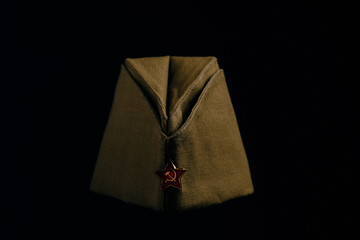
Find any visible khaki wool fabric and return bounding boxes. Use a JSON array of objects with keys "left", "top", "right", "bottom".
[{"left": 90, "top": 56, "right": 254, "bottom": 211}]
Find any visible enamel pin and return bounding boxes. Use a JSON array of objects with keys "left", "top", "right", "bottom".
[{"left": 156, "top": 159, "right": 187, "bottom": 190}]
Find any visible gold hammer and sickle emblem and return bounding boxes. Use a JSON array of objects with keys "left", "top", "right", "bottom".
[{"left": 165, "top": 169, "right": 177, "bottom": 182}]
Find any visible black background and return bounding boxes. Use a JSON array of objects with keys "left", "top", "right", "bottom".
[{"left": 2, "top": 1, "right": 358, "bottom": 239}]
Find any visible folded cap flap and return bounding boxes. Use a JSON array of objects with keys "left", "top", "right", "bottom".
[
  {"left": 167, "top": 57, "right": 219, "bottom": 134},
  {"left": 125, "top": 56, "right": 219, "bottom": 135},
  {"left": 125, "top": 56, "right": 170, "bottom": 128}
]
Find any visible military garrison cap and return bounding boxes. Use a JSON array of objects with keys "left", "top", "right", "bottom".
[{"left": 90, "top": 56, "right": 254, "bottom": 212}]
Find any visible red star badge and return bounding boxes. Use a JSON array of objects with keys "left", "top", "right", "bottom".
[{"left": 156, "top": 160, "right": 187, "bottom": 190}]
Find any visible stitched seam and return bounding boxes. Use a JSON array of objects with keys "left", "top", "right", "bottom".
[
  {"left": 169, "top": 57, "right": 218, "bottom": 118},
  {"left": 166, "top": 69, "right": 223, "bottom": 139}
]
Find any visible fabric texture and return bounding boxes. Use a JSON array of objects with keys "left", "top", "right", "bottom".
[{"left": 90, "top": 56, "right": 254, "bottom": 211}]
